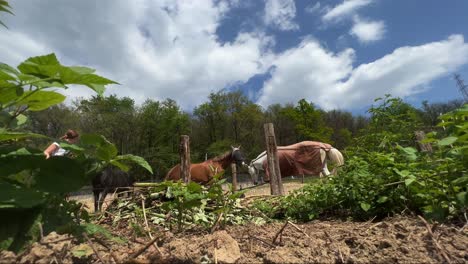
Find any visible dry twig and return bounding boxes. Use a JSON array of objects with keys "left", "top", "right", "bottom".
[
  {"left": 250, "top": 235, "right": 276, "bottom": 248},
  {"left": 287, "top": 221, "right": 310, "bottom": 238},
  {"left": 93, "top": 237, "right": 121, "bottom": 264},
  {"left": 418, "top": 215, "right": 452, "bottom": 264},
  {"left": 210, "top": 212, "right": 224, "bottom": 233},
  {"left": 124, "top": 236, "right": 160, "bottom": 263},
  {"left": 273, "top": 221, "right": 289, "bottom": 244},
  {"left": 82, "top": 233, "right": 105, "bottom": 264},
  {"left": 140, "top": 195, "right": 163, "bottom": 257},
  {"left": 323, "top": 231, "right": 345, "bottom": 263}
]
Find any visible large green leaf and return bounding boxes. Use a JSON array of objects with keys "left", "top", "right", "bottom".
[
  {"left": 113, "top": 154, "right": 153, "bottom": 174},
  {"left": 0, "top": 130, "right": 47, "bottom": 142},
  {"left": 0, "top": 181, "right": 44, "bottom": 208},
  {"left": 0, "top": 85, "right": 20, "bottom": 105},
  {"left": 15, "top": 90, "right": 66, "bottom": 111},
  {"left": 96, "top": 144, "right": 117, "bottom": 161},
  {"left": 397, "top": 145, "right": 418, "bottom": 161},
  {"left": 80, "top": 134, "right": 117, "bottom": 161},
  {"left": 0, "top": 69, "right": 15, "bottom": 81},
  {"left": 0, "top": 63, "right": 20, "bottom": 76},
  {"left": 16, "top": 54, "right": 117, "bottom": 96},
  {"left": 109, "top": 160, "right": 130, "bottom": 172},
  {"left": 437, "top": 136, "right": 457, "bottom": 147},
  {"left": 34, "top": 157, "right": 87, "bottom": 193},
  {"left": 69, "top": 66, "right": 96, "bottom": 74}
]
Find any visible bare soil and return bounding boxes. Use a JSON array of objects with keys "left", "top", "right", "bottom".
[
  {"left": 2, "top": 182, "right": 467, "bottom": 263},
  {"left": 1, "top": 215, "right": 467, "bottom": 263}
]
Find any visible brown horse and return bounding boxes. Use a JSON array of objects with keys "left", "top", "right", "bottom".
[
  {"left": 165, "top": 146, "right": 246, "bottom": 184},
  {"left": 247, "top": 141, "right": 345, "bottom": 184}
]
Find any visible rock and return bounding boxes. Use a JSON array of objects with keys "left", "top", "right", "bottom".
[{"left": 210, "top": 231, "right": 241, "bottom": 264}]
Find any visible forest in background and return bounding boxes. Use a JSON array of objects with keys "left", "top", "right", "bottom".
[{"left": 25, "top": 89, "right": 465, "bottom": 180}]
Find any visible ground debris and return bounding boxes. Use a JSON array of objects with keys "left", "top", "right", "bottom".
[{"left": 2, "top": 215, "right": 467, "bottom": 263}]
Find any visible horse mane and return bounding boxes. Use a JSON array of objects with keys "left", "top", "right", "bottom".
[{"left": 211, "top": 150, "right": 232, "bottom": 162}]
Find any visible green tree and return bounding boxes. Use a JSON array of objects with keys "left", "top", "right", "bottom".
[
  {"left": 264, "top": 103, "right": 299, "bottom": 145},
  {"left": 285, "top": 99, "right": 333, "bottom": 143}
]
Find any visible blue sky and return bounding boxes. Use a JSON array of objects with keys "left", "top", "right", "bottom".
[{"left": 1, "top": 0, "right": 468, "bottom": 114}]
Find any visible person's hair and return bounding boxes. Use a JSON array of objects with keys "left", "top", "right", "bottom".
[{"left": 60, "top": 129, "right": 79, "bottom": 140}]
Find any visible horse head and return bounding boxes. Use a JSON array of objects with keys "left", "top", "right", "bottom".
[
  {"left": 231, "top": 145, "right": 246, "bottom": 167},
  {"left": 247, "top": 163, "right": 259, "bottom": 185}
]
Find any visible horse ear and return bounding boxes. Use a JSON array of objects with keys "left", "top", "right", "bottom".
[
  {"left": 231, "top": 145, "right": 235, "bottom": 150},
  {"left": 237, "top": 145, "right": 241, "bottom": 149}
]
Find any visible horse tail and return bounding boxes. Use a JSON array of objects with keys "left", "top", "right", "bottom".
[{"left": 327, "top": 148, "right": 344, "bottom": 175}]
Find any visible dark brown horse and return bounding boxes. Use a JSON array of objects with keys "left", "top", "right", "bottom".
[{"left": 165, "top": 146, "right": 245, "bottom": 184}]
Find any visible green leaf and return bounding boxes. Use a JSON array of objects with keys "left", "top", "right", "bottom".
[
  {"left": 86, "top": 83, "right": 105, "bottom": 96},
  {"left": 0, "top": 5, "right": 13, "bottom": 15},
  {"left": 113, "top": 154, "right": 153, "bottom": 174},
  {"left": 360, "top": 202, "right": 371, "bottom": 212},
  {"left": 0, "top": 130, "right": 47, "bottom": 142},
  {"left": 15, "top": 114, "right": 27, "bottom": 127},
  {"left": 15, "top": 91, "right": 65, "bottom": 111},
  {"left": 0, "top": 181, "right": 45, "bottom": 208},
  {"left": 0, "top": 86, "right": 20, "bottom": 105},
  {"left": 79, "top": 134, "right": 108, "bottom": 146},
  {"left": 377, "top": 196, "right": 388, "bottom": 203},
  {"left": 69, "top": 66, "right": 96, "bottom": 74},
  {"left": 0, "top": 63, "right": 19, "bottom": 75},
  {"left": 397, "top": 145, "right": 418, "bottom": 161},
  {"left": 456, "top": 192, "right": 467, "bottom": 206},
  {"left": 404, "top": 176, "right": 416, "bottom": 186},
  {"left": 71, "top": 244, "right": 94, "bottom": 258},
  {"left": 0, "top": 69, "right": 15, "bottom": 81},
  {"left": 82, "top": 223, "right": 126, "bottom": 243},
  {"left": 35, "top": 157, "right": 87, "bottom": 193},
  {"left": 109, "top": 160, "right": 130, "bottom": 172},
  {"left": 80, "top": 134, "right": 117, "bottom": 161},
  {"left": 96, "top": 143, "right": 118, "bottom": 161},
  {"left": 393, "top": 168, "right": 410, "bottom": 177},
  {"left": 437, "top": 136, "right": 457, "bottom": 147}
]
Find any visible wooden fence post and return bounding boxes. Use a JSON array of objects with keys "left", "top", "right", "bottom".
[
  {"left": 414, "top": 131, "right": 433, "bottom": 153},
  {"left": 264, "top": 123, "right": 284, "bottom": 195},
  {"left": 179, "top": 135, "right": 191, "bottom": 183},
  {"left": 231, "top": 163, "right": 238, "bottom": 191}
]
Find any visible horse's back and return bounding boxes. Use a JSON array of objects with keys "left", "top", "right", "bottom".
[
  {"left": 94, "top": 167, "right": 134, "bottom": 189},
  {"left": 165, "top": 162, "right": 219, "bottom": 185},
  {"left": 165, "top": 164, "right": 181, "bottom": 181}
]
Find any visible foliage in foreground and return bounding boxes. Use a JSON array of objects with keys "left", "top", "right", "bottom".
[
  {"left": 0, "top": 54, "right": 152, "bottom": 252},
  {"left": 103, "top": 175, "right": 265, "bottom": 235},
  {"left": 255, "top": 96, "right": 467, "bottom": 222}
]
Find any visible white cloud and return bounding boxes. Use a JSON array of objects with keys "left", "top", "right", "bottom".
[
  {"left": 305, "top": 2, "right": 322, "bottom": 14},
  {"left": 264, "top": 0, "right": 299, "bottom": 31},
  {"left": 350, "top": 16, "right": 385, "bottom": 43},
  {"left": 0, "top": 0, "right": 273, "bottom": 110},
  {"left": 258, "top": 35, "right": 468, "bottom": 110},
  {"left": 322, "top": 0, "right": 373, "bottom": 23},
  {"left": 2, "top": 1, "right": 467, "bottom": 112}
]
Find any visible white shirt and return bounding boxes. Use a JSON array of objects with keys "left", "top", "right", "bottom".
[{"left": 52, "top": 142, "right": 68, "bottom": 157}]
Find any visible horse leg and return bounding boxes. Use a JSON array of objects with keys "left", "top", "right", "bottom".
[
  {"left": 98, "top": 188, "right": 110, "bottom": 212},
  {"left": 93, "top": 189, "right": 100, "bottom": 212},
  {"left": 320, "top": 149, "right": 331, "bottom": 177}
]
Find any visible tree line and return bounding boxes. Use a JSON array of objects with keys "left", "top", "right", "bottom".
[{"left": 26, "top": 90, "right": 464, "bottom": 180}]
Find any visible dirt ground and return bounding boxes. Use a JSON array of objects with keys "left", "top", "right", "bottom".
[
  {"left": 2, "top": 215, "right": 467, "bottom": 263},
  {"left": 2, "top": 181, "right": 467, "bottom": 263}
]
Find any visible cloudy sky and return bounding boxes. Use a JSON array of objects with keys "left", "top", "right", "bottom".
[{"left": 1, "top": 0, "right": 468, "bottom": 113}]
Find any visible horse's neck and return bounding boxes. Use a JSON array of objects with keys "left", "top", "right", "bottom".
[{"left": 212, "top": 152, "right": 233, "bottom": 169}]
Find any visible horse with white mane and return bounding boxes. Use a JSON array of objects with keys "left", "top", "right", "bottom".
[{"left": 247, "top": 141, "right": 344, "bottom": 185}]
